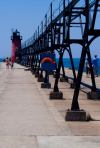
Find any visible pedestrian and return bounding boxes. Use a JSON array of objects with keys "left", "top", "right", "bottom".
[
  {"left": 92, "top": 55, "right": 99, "bottom": 77},
  {"left": 11, "top": 59, "right": 14, "bottom": 69},
  {"left": 85, "top": 58, "right": 90, "bottom": 77},
  {"left": 9, "top": 57, "right": 15, "bottom": 69},
  {"left": 11, "top": 62, "right": 14, "bottom": 69},
  {"left": 5, "top": 57, "right": 10, "bottom": 69}
]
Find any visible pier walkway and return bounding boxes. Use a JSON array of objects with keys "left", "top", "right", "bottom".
[{"left": 0, "top": 63, "right": 100, "bottom": 147}]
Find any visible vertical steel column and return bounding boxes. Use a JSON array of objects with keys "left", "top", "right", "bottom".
[
  {"left": 71, "top": 0, "right": 89, "bottom": 110},
  {"left": 51, "top": 3, "right": 53, "bottom": 47},
  {"left": 34, "top": 55, "right": 36, "bottom": 70},
  {"left": 65, "top": 2, "right": 76, "bottom": 83},
  {"left": 42, "top": 21, "right": 43, "bottom": 35},
  {"left": 35, "top": 55, "right": 38, "bottom": 71},
  {"left": 87, "top": 49, "right": 96, "bottom": 91},
  {"left": 38, "top": 26, "right": 40, "bottom": 71},
  {"left": 45, "top": 14, "right": 47, "bottom": 28},
  {"left": 91, "top": 0, "right": 99, "bottom": 30},
  {"left": 63, "top": 0, "right": 65, "bottom": 42},
  {"left": 61, "top": 55, "right": 66, "bottom": 77},
  {"left": 40, "top": 21, "right": 44, "bottom": 77},
  {"left": 45, "top": 14, "right": 47, "bottom": 47},
  {"left": 53, "top": 50, "right": 63, "bottom": 92},
  {"left": 61, "top": 0, "right": 66, "bottom": 78},
  {"left": 44, "top": 71, "right": 49, "bottom": 83},
  {"left": 31, "top": 56, "right": 34, "bottom": 70},
  {"left": 67, "top": 47, "right": 76, "bottom": 83},
  {"left": 89, "top": 0, "right": 99, "bottom": 92},
  {"left": 38, "top": 26, "right": 39, "bottom": 38},
  {"left": 41, "top": 21, "right": 43, "bottom": 49}
]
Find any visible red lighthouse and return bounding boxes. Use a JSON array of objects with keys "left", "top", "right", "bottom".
[{"left": 11, "top": 29, "right": 22, "bottom": 63}]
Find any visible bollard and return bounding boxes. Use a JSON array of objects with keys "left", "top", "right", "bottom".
[
  {"left": 65, "top": 109, "right": 91, "bottom": 121},
  {"left": 49, "top": 91, "right": 63, "bottom": 100},
  {"left": 41, "top": 71, "right": 51, "bottom": 88},
  {"left": 87, "top": 91, "right": 100, "bottom": 100},
  {"left": 60, "top": 76, "right": 68, "bottom": 82}
]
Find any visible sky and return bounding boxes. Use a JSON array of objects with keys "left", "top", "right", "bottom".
[
  {"left": 0, "top": 0, "right": 100, "bottom": 58},
  {"left": 0, "top": 0, "right": 51, "bottom": 58}
]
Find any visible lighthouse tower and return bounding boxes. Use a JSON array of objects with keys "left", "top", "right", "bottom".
[{"left": 11, "top": 29, "right": 22, "bottom": 63}]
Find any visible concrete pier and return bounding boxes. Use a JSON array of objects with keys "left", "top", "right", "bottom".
[{"left": 0, "top": 63, "right": 100, "bottom": 147}]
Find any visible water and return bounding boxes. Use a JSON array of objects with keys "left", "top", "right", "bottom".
[
  {"left": 0, "top": 58, "right": 3, "bottom": 62},
  {"left": 56, "top": 58, "right": 81, "bottom": 70},
  {"left": 56, "top": 58, "right": 100, "bottom": 75},
  {"left": 62, "top": 58, "right": 79, "bottom": 70},
  {"left": 0, "top": 57, "right": 100, "bottom": 75},
  {"left": 0, "top": 58, "right": 3, "bottom": 68}
]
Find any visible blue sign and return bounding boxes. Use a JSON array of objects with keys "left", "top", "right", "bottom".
[{"left": 41, "top": 53, "right": 56, "bottom": 71}]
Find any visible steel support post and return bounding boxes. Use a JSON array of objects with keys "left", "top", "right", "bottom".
[
  {"left": 71, "top": 46, "right": 87, "bottom": 110},
  {"left": 60, "top": 0, "right": 66, "bottom": 78},
  {"left": 71, "top": 0, "right": 89, "bottom": 110},
  {"left": 63, "top": 0, "right": 65, "bottom": 43},
  {"left": 34, "top": 55, "right": 37, "bottom": 71},
  {"left": 44, "top": 71, "right": 49, "bottom": 84},
  {"left": 30, "top": 56, "right": 34, "bottom": 70},
  {"left": 87, "top": 48, "right": 96, "bottom": 91},
  {"left": 53, "top": 50, "right": 63, "bottom": 92},
  {"left": 51, "top": 3, "right": 53, "bottom": 46},
  {"left": 61, "top": 56, "right": 65, "bottom": 78},
  {"left": 67, "top": 48, "right": 76, "bottom": 83},
  {"left": 91, "top": 0, "right": 99, "bottom": 30}
]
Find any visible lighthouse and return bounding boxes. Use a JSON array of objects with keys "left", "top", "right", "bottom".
[{"left": 11, "top": 29, "right": 22, "bottom": 63}]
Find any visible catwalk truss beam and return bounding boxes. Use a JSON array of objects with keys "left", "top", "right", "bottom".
[{"left": 16, "top": 0, "right": 100, "bottom": 111}]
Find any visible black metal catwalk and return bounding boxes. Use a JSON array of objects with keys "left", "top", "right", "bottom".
[{"left": 16, "top": 0, "right": 100, "bottom": 111}]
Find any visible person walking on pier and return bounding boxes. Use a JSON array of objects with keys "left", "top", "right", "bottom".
[
  {"left": 5, "top": 57, "right": 10, "bottom": 69},
  {"left": 92, "top": 55, "right": 99, "bottom": 77},
  {"left": 85, "top": 58, "right": 90, "bottom": 77},
  {"left": 11, "top": 59, "right": 14, "bottom": 69}
]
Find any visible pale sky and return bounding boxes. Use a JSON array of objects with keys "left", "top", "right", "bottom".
[{"left": 0, "top": 0, "right": 100, "bottom": 58}]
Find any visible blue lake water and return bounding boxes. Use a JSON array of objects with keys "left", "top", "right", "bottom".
[
  {"left": 56, "top": 58, "right": 100, "bottom": 75},
  {"left": 0, "top": 58, "right": 100, "bottom": 75},
  {"left": 0, "top": 58, "right": 3, "bottom": 62}
]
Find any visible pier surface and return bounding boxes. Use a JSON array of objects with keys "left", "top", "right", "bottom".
[{"left": 0, "top": 63, "right": 100, "bottom": 147}]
